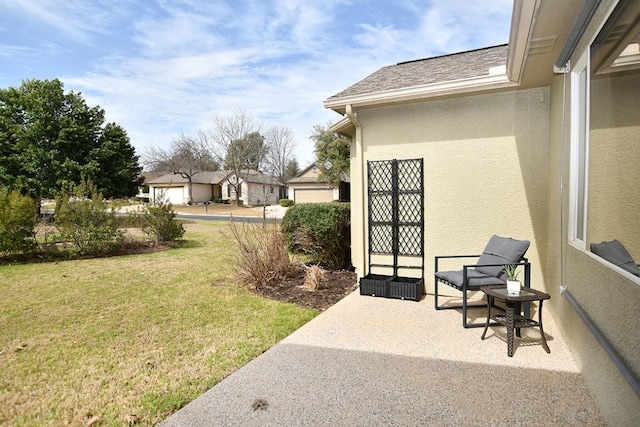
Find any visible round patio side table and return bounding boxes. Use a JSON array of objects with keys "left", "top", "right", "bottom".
[{"left": 480, "top": 285, "right": 551, "bottom": 357}]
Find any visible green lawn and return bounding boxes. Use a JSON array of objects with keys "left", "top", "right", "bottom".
[{"left": 0, "top": 220, "right": 318, "bottom": 426}]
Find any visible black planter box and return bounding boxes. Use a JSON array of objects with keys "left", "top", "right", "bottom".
[
  {"left": 388, "top": 276, "right": 424, "bottom": 301},
  {"left": 360, "top": 274, "right": 424, "bottom": 301},
  {"left": 359, "top": 274, "right": 389, "bottom": 297}
]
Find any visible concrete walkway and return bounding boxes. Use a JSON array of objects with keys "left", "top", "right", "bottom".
[{"left": 159, "top": 291, "right": 607, "bottom": 426}]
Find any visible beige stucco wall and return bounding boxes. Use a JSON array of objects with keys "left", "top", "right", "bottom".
[
  {"left": 191, "top": 184, "right": 213, "bottom": 203},
  {"left": 299, "top": 165, "right": 321, "bottom": 180},
  {"left": 588, "top": 72, "right": 640, "bottom": 257},
  {"left": 544, "top": 1, "right": 640, "bottom": 421},
  {"left": 350, "top": 87, "right": 550, "bottom": 296},
  {"left": 246, "top": 183, "right": 279, "bottom": 206}
]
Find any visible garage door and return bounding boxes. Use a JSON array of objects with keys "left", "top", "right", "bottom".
[
  {"left": 294, "top": 188, "right": 333, "bottom": 204},
  {"left": 164, "top": 187, "right": 186, "bottom": 205}
]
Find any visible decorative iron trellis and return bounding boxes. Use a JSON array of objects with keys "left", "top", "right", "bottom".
[{"left": 361, "top": 158, "right": 424, "bottom": 300}]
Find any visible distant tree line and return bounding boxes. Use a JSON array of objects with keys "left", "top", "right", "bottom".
[{"left": 0, "top": 78, "right": 351, "bottom": 209}]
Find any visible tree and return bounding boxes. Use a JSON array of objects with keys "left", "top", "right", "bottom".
[
  {"left": 210, "top": 110, "right": 267, "bottom": 204},
  {"left": 0, "top": 78, "right": 142, "bottom": 200},
  {"left": 263, "top": 126, "right": 296, "bottom": 184},
  {"left": 144, "top": 131, "right": 218, "bottom": 204},
  {"left": 311, "top": 124, "right": 351, "bottom": 185},
  {"left": 89, "top": 123, "right": 144, "bottom": 199},
  {"left": 284, "top": 158, "right": 300, "bottom": 182},
  {"left": 223, "top": 131, "right": 267, "bottom": 171}
]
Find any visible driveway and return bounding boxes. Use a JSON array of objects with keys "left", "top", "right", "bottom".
[{"left": 159, "top": 291, "right": 605, "bottom": 426}]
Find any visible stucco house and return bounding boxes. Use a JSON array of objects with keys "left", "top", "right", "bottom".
[
  {"left": 221, "top": 170, "right": 283, "bottom": 206},
  {"left": 147, "top": 171, "right": 228, "bottom": 205},
  {"left": 148, "top": 170, "right": 283, "bottom": 206},
  {"left": 286, "top": 163, "right": 350, "bottom": 203},
  {"left": 324, "top": 0, "right": 640, "bottom": 424}
]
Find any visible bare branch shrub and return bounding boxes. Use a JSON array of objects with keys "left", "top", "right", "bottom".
[{"left": 227, "top": 219, "right": 298, "bottom": 289}]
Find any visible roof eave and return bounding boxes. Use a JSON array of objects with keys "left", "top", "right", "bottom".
[
  {"left": 324, "top": 73, "right": 517, "bottom": 113},
  {"left": 329, "top": 116, "right": 355, "bottom": 138},
  {"left": 506, "top": 0, "right": 540, "bottom": 84}
]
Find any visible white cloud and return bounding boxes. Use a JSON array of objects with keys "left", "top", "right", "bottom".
[
  {"left": 0, "top": 0, "right": 118, "bottom": 43},
  {"left": 3, "top": 0, "right": 514, "bottom": 167}
]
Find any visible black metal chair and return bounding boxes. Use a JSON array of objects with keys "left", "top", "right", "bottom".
[{"left": 434, "top": 235, "right": 531, "bottom": 328}]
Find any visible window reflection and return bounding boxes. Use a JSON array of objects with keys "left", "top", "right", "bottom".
[{"left": 588, "top": 2, "right": 640, "bottom": 268}]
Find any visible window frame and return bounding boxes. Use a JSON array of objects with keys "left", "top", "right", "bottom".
[
  {"left": 569, "top": 52, "right": 590, "bottom": 251},
  {"left": 567, "top": 0, "right": 640, "bottom": 284}
]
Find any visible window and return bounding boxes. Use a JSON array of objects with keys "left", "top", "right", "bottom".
[
  {"left": 569, "top": 55, "right": 589, "bottom": 248},
  {"left": 570, "top": 1, "right": 640, "bottom": 278}
]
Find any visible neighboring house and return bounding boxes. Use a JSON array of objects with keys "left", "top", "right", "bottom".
[
  {"left": 221, "top": 170, "right": 283, "bottom": 206},
  {"left": 136, "top": 171, "right": 166, "bottom": 202},
  {"left": 287, "top": 163, "right": 350, "bottom": 203},
  {"left": 324, "top": 0, "right": 640, "bottom": 424},
  {"left": 147, "top": 171, "right": 229, "bottom": 205}
]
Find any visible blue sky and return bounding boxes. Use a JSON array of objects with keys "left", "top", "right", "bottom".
[{"left": 0, "top": 0, "right": 513, "bottom": 167}]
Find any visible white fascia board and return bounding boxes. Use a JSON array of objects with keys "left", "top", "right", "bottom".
[
  {"left": 507, "top": 0, "right": 540, "bottom": 83},
  {"left": 323, "top": 73, "right": 517, "bottom": 111}
]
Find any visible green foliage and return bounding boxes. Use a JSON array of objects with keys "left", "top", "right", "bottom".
[
  {"left": 54, "top": 179, "right": 122, "bottom": 255},
  {"left": 281, "top": 203, "right": 350, "bottom": 269},
  {"left": 223, "top": 131, "right": 266, "bottom": 171},
  {"left": 279, "top": 198, "right": 294, "bottom": 207},
  {"left": 0, "top": 187, "right": 37, "bottom": 255},
  {"left": 311, "top": 124, "right": 350, "bottom": 185},
  {"left": 503, "top": 264, "right": 520, "bottom": 281},
  {"left": 0, "top": 78, "right": 142, "bottom": 199},
  {"left": 89, "top": 123, "right": 144, "bottom": 198},
  {"left": 140, "top": 202, "right": 185, "bottom": 243},
  {"left": 284, "top": 158, "right": 300, "bottom": 182}
]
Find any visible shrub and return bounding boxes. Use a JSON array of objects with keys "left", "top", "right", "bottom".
[
  {"left": 140, "top": 202, "right": 185, "bottom": 243},
  {"left": 0, "top": 188, "right": 37, "bottom": 256},
  {"left": 303, "top": 264, "right": 325, "bottom": 290},
  {"left": 279, "top": 199, "right": 294, "bottom": 207},
  {"left": 281, "top": 203, "right": 350, "bottom": 269},
  {"left": 33, "top": 213, "right": 61, "bottom": 256},
  {"left": 228, "top": 219, "right": 298, "bottom": 289},
  {"left": 54, "top": 180, "right": 122, "bottom": 256}
]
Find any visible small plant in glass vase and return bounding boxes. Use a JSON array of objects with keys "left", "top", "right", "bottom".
[{"left": 503, "top": 264, "right": 521, "bottom": 295}]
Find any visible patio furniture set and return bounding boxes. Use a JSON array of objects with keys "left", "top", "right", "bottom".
[
  {"left": 360, "top": 228, "right": 551, "bottom": 357},
  {"left": 433, "top": 234, "right": 551, "bottom": 357},
  {"left": 358, "top": 161, "right": 550, "bottom": 357}
]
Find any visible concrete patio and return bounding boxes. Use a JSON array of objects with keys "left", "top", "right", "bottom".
[{"left": 159, "top": 290, "right": 606, "bottom": 426}]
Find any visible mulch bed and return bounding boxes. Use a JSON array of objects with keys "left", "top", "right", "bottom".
[{"left": 252, "top": 269, "right": 358, "bottom": 311}]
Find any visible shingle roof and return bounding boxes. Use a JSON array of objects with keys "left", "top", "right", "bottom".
[
  {"left": 287, "top": 176, "right": 316, "bottom": 184},
  {"left": 327, "top": 44, "right": 508, "bottom": 101},
  {"left": 148, "top": 171, "right": 229, "bottom": 185},
  {"left": 243, "top": 174, "right": 282, "bottom": 186}
]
